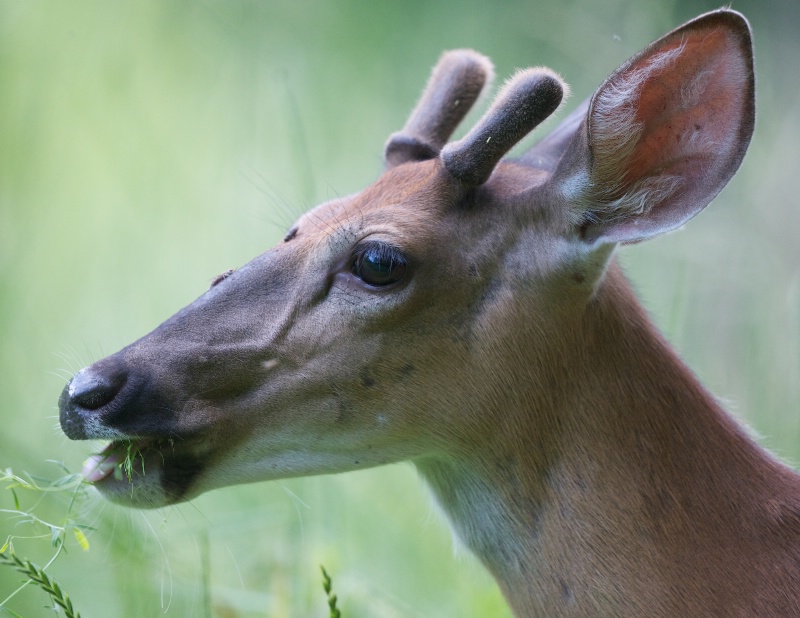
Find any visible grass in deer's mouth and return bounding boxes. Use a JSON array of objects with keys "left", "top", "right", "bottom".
[
  {"left": 117, "top": 440, "right": 146, "bottom": 482},
  {"left": 83, "top": 440, "right": 149, "bottom": 484}
]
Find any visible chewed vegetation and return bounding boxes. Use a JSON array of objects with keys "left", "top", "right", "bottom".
[{"left": 120, "top": 441, "right": 145, "bottom": 483}]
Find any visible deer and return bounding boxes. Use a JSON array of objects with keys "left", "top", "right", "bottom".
[{"left": 58, "top": 9, "right": 800, "bottom": 616}]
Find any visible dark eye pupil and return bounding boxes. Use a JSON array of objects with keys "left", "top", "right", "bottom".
[{"left": 353, "top": 243, "right": 408, "bottom": 286}]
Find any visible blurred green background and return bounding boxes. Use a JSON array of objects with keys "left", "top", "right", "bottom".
[{"left": 1, "top": 1, "right": 798, "bottom": 616}]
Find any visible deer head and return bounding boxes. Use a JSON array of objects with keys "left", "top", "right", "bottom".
[{"left": 58, "top": 7, "right": 754, "bottom": 569}]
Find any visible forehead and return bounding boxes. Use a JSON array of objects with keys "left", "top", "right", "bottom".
[
  {"left": 298, "top": 158, "right": 553, "bottom": 235},
  {"left": 287, "top": 162, "right": 563, "bottom": 281},
  {"left": 295, "top": 159, "right": 456, "bottom": 240}
]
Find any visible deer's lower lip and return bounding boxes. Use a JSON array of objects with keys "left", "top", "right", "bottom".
[{"left": 80, "top": 435, "right": 208, "bottom": 508}]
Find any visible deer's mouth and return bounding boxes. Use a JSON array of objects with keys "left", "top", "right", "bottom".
[
  {"left": 82, "top": 436, "right": 207, "bottom": 507},
  {"left": 82, "top": 439, "right": 162, "bottom": 482}
]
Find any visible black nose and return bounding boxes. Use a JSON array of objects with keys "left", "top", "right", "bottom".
[
  {"left": 59, "top": 362, "right": 128, "bottom": 439},
  {"left": 67, "top": 367, "right": 125, "bottom": 410}
]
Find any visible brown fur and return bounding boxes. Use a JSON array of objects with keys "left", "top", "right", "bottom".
[{"left": 59, "top": 9, "right": 800, "bottom": 616}]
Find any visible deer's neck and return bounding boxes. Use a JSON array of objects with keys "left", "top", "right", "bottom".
[{"left": 415, "top": 263, "right": 800, "bottom": 617}]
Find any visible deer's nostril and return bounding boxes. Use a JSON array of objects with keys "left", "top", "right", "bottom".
[{"left": 68, "top": 367, "right": 125, "bottom": 411}]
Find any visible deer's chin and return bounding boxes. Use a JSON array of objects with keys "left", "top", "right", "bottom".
[{"left": 82, "top": 438, "right": 207, "bottom": 508}]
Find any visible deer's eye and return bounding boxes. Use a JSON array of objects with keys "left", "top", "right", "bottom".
[{"left": 352, "top": 242, "right": 408, "bottom": 287}]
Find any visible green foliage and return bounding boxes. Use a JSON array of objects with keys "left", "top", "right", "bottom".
[
  {"left": 0, "top": 466, "right": 91, "bottom": 617},
  {"left": 0, "top": 550, "right": 81, "bottom": 618},
  {"left": 0, "top": 463, "right": 353, "bottom": 618},
  {"left": 320, "top": 565, "right": 342, "bottom": 618}
]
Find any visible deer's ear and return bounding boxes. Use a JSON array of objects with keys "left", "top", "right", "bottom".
[{"left": 554, "top": 10, "right": 754, "bottom": 244}]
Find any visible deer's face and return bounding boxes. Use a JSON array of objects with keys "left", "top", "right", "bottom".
[
  {"left": 59, "top": 14, "right": 753, "bottom": 507},
  {"left": 58, "top": 156, "right": 569, "bottom": 507}
]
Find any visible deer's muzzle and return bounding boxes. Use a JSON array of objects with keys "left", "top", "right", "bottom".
[{"left": 59, "top": 361, "right": 128, "bottom": 439}]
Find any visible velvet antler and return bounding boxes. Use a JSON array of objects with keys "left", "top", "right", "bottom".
[
  {"left": 385, "top": 49, "right": 494, "bottom": 168},
  {"left": 441, "top": 69, "right": 566, "bottom": 186}
]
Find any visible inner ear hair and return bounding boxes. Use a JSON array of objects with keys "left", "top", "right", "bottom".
[{"left": 573, "top": 10, "right": 755, "bottom": 244}]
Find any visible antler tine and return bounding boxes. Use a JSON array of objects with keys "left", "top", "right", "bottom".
[
  {"left": 441, "top": 68, "right": 566, "bottom": 187},
  {"left": 385, "top": 49, "right": 494, "bottom": 169}
]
